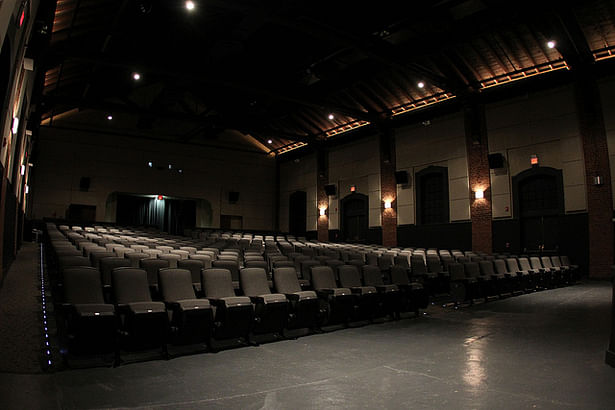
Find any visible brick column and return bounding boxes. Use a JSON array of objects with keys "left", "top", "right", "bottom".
[
  {"left": 574, "top": 70, "right": 613, "bottom": 279},
  {"left": 380, "top": 129, "right": 397, "bottom": 247},
  {"left": 316, "top": 148, "right": 329, "bottom": 242},
  {"left": 464, "top": 99, "right": 493, "bottom": 254}
]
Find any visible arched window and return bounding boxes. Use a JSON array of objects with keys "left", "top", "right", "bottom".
[{"left": 416, "top": 166, "right": 449, "bottom": 225}]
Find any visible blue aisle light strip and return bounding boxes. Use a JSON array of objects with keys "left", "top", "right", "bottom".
[{"left": 40, "top": 243, "right": 53, "bottom": 370}]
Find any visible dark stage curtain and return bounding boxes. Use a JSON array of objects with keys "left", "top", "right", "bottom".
[{"left": 116, "top": 195, "right": 196, "bottom": 235}]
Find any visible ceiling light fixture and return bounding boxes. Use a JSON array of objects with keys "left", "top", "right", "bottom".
[
  {"left": 147, "top": 161, "right": 153, "bottom": 168},
  {"left": 417, "top": 81, "right": 425, "bottom": 88},
  {"left": 185, "top": 1, "right": 195, "bottom": 11},
  {"left": 547, "top": 40, "right": 556, "bottom": 49},
  {"left": 107, "top": 115, "right": 113, "bottom": 120},
  {"left": 132, "top": 72, "right": 141, "bottom": 81},
  {"left": 328, "top": 114, "right": 334, "bottom": 120},
  {"left": 267, "top": 139, "right": 273, "bottom": 144}
]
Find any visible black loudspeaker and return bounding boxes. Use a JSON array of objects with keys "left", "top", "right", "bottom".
[
  {"left": 79, "top": 177, "right": 90, "bottom": 192},
  {"left": 229, "top": 191, "right": 239, "bottom": 203},
  {"left": 488, "top": 153, "right": 505, "bottom": 169},
  {"left": 394, "top": 170, "right": 409, "bottom": 185},
  {"left": 324, "top": 184, "right": 337, "bottom": 196}
]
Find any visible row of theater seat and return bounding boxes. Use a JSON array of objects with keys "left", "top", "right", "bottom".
[{"left": 46, "top": 223, "right": 579, "bottom": 362}]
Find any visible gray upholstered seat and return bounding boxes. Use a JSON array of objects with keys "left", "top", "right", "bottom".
[
  {"left": 111, "top": 267, "right": 168, "bottom": 351},
  {"left": 140, "top": 258, "right": 170, "bottom": 288},
  {"left": 311, "top": 266, "right": 353, "bottom": 326},
  {"left": 201, "top": 268, "right": 253, "bottom": 341},
  {"left": 158, "top": 268, "right": 213, "bottom": 344},
  {"left": 99, "top": 256, "right": 132, "bottom": 288},
  {"left": 178, "top": 259, "right": 205, "bottom": 290},
  {"left": 240, "top": 267, "right": 288, "bottom": 335},
  {"left": 158, "top": 253, "right": 181, "bottom": 268}
]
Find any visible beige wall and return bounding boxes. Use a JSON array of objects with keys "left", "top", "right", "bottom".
[
  {"left": 278, "top": 153, "right": 317, "bottom": 233},
  {"left": 328, "top": 137, "right": 381, "bottom": 229},
  {"left": 487, "top": 84, "right": 586, "bottom": 218},
  {"left": 31, "top": 127, "right": 276, "bottom": 230},
  {"left": 395, "top": 113, "right": 469, "bottom": 225}
]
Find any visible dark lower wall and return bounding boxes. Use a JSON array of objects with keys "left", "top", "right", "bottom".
[
  {"left": 492, "top": 213, "right": 589, "bottom": 275},
  {"left": 397, "top": 222, "right": 472, "bottom": 250},
  {"left": 3, "top": 182, "right": 17, "bottom": 270}
]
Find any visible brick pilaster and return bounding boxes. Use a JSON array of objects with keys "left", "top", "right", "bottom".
[
  {"left": 464, "top": 99, "right": 493, "bottom": 254},
  {"left": 316, "top": 148, "right": 329, "bottom": 242},
  {"left": 380, "top": 129, "right": 397, "bottom": 248},
  {"left": 574, "top": 70, "right": 613, "bottom": 279}
]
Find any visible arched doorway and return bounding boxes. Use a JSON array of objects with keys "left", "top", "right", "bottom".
[
  {"left": 512, "top": 167, "right": 564, "bottom": 252},
  {"left": 341, "top": 193, "right": 368, "bottom": 243},
  {"left": 289, "top": 191, "right": 307, "bottom": 237}
]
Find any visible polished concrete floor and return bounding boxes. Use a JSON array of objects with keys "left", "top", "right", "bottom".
[{"left": 0, "top": 247, "right": 614, "bottom": 409}]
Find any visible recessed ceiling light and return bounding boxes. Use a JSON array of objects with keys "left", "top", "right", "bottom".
[
  {"left": 147, "top": 161, "right": 153, "bottom": 167},
  {"left": 267, "top": 139, "right": 273, "bottom": 144},
  {"left": 417, "top": 81, "right": 425, "bottom": 88},
  {"left": 168, "top": 164, "right": 172, "bottom": 170},
  {"left": 178, "top": 169, "right": 183, "bottom": 174},
  {"left": 185, "top": 1, "right": 195, "bottom": 11},
  {"left": 132, "top": 72, "right": 141, "bottom": 80},
  {"left": 107, "top": 115, "right": 113, "bottom": 120},
  {"left": 328, "top": 114, "right": 334, "bottom": 120},
  {"left": 547, "top": 40, "right": 556, "bottom": 49}
]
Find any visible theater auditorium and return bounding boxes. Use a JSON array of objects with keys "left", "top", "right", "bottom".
[{"left": 0, "top": 0, "right": 614, "bottom": 408}]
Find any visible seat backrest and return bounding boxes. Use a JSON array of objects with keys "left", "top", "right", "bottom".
[
  {"left": 90, "top": 251, "right": 116, "bottom": 269},
  {"left": 551, "top": 256, "right": 562, "bottom": 267},
  {"left": 212, "top": 259, "right": 240, "bottom": 281},
  {"left": 158, "top": 253, "right": 181, "bottom": 268},
  {"left": 505, "top": 258, "right": 520, "bottom": 272},
  {"left": 100, "top": 257, "right": 132, "bottom": 287},
  {"left": 140, "top": 258, "right": 170, "bottom": 286},
  {"left": 63, "top": 267, "right": 105, "bottom": 304},
  {"left": 529, "top": 257, "right": 544, "bottom": 271},
  {"left": 378, "top": 254, "right": 394, "bottom": 270},
  {"left": 394, "top": 254, "right": 410, "bottom": 268},
  {"left": 240, "top": 267, "right": 271, "bottom": 296},
  {"left": 311, "top": 266, "right": 338, "bottom": 290},
  {"left": 390, "top": 265, "right": 410, "bottom": 285},
  {"left": 362, "top": 265, "right": 384, "bottom": 286},
  {"left": 245, "top": 259, "right": 269, "bottom": 271},
  {"left": 560, "top": 255, "right": 572, "bottom": 266},
  {"left": 274, "top": 260, "right": 295, "bottom": 268},
  {"left": 518, "top": 257, "right": 532, "bottom": 271},
  {"left": 58, "top": 255, "right": 91, "bottom": 269},
  {"left": 325, "top": 259, "right": 345, "bottom": 269},
  {"left": 464, "top": 262, "right": 481, "bottom": 278},
  {"left": 125, "top": 251, "right": 149, "bottom": 267},
  {"left": 273, "top": 267, "right": 302, "bottom": 294},
  {"left": 112, "top": 267, "right": 152, "bottom": 304},
  {"left": 188, "top": 254, "right": 212, "bottom": 268},
  {"left": 177, "top": 259, "right": 205, "bottom": 284},
  {"left": 479, "top": 260, "right": 495, "bottom": 276},
  {"left": 159, "top": 268, "right": 196, "bottom": 302},
  {"left": 300, "top": 260, "right": 321, "bottom": 281},
  {"left": 338, "top": 265, "right": 362, "bottom": 288},
  {"left": 410, "top": 255, "right": 427, "bottom": 274},
  {"left": 426, "top": 256, "right": 442, "bottom": 274},
  {"left": 201, "top": 268, "right": 236, "bottom": 299},
  {"left": 448, "top": 262, "right": 465, "bottom": 281},
  {"left": 540, "top": 256, "right": 554, "bottom": 268},
  {"left": 493, "top": 259, "right": 508, "bottom": 274}
]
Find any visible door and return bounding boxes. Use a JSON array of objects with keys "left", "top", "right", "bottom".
[
  {"left": 341, "top": 193, "right": 368, "bottom": 243},
  {"left": 289, "top": 191, "right": 307, "bottom": 236}
]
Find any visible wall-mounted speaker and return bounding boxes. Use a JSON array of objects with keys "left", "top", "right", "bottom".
[
  {"left": 394, "top": 170, "right": 409, "bottom": 185},
  {"left": 324, "top": 184, "right": 337, "bottom": 196},
  {"left": 488, "top": 153, "right": 505, "bottom": 169},
  {"left": 229, "top": 191, "right": 239, "bottom": 203},
  {"left": 79, "top": 177, "right": 90, "bottom": 192}
]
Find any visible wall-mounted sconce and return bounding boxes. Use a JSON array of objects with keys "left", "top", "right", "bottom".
[
  {"left": 319, "top": 207, "right": 327, "bottom": 216},
  {"left": 593, "top": 176, "right": 604, "bottom": 186},
  {"left": 384, "top": 199, "right": 392, "bottom": 209},
  {"left": 474, "top": 189, "right": 484, "bottom": 199},
  {"left": 25, "top": 185, "right": 29, "bottom": 194},
  {"left": 20, "top": 164, "right": 25, "bottom": 176},
  {"left": 11, "top": 117, "right": 19, "bottom": 134}
]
